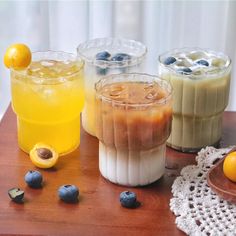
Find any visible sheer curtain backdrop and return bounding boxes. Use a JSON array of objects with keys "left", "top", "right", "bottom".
[{"left": 1, "top": 0, "right": 236, "bottom": 119}]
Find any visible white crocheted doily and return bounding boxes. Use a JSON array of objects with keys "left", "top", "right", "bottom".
[{"left": 170, "top": 146, "right": 236, "bottom": 236}]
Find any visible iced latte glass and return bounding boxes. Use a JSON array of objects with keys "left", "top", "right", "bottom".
[
  {"left": 77, "top": 38, "right": 147, "bottom": 136},
  {"left": 159, "top": 48, "right": 231, "bottom": 152},
  {"left": 95, "top": 73, "right": 172, "bottom": 186},
  {"left": 11, "top": 51, "right": 84, "bottom": 154}
]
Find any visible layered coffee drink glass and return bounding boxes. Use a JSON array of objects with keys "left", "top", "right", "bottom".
[
  {"left": 77, "top": 38, "right": 147, "bottom": 136},
  {"left": 159, "top": 48, "right": 231, "bottom": 152},
  {"left": 95, "top": 73, "right": 172, "bottom": 186}
]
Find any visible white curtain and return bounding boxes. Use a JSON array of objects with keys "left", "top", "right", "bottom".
[{"left": 1, "top": 0, "right": 236, "bottom": 119}]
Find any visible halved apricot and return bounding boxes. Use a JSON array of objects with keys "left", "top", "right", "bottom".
[{"left": 30, "top": 143, "right": 59, "bottom": 169}]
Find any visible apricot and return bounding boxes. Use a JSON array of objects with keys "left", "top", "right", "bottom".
[
  {"left": 30, "top": 143, "right": 59, "bottom": 168},
  {"left": 4, "top": 43, "right": 31, "bottom": 70},
  {"left": 223, "top": 151, "right": 236, "bottom": 182}
]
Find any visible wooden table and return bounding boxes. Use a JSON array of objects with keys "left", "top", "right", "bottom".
[{"left": 0, "top": 107, "right": 235, "bottom": 235}]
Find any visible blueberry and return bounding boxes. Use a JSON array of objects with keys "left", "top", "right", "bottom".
[
  {"left": 95, "top": 51, "right": 111, "bottom": 61},
  {"left": 58, "top": 184, "right": 79, "bottom": 203},
  {"left": 96, "top": 67, "right": 108, "bottom": 76},
  {"left": 95, "top": 51, "right": 111, "bottom": 76},
  {"left": 24, "top": 170, "right": 43, "bottom": 188},
  {"left": 178, "top": 67, "right": 192, "bottom": 74},
  {"left": 111, "top": 53, "right": 132, "bottom": 62},
  {"left": 120, "top": 191, "right": 137, "bottom": 208},
  {"left": 164, "top": 56, "right": 176, "bottom": 65},
  {"left": 196, "top": 59, "right": 209, "bottom": 67},
  {"left": 8, "top": 188, "right": 24, "bottom": 203}
]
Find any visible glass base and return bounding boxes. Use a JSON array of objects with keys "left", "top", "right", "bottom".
[
  {"left": 167, "top": 139, "right": 221, "bottom": 153},
  {"left": 99, "top": 142, "right": 166, "bottom": 186},
  {"left": 168, "top": 112, "right": 223, "bottom": 153}
]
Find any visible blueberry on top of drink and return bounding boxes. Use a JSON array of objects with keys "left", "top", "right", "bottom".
[
  {"left": 111, "top": 53, "right": 132, "bottom": 62},
  {"left": 196, "top": 59, "right": 209, "bottom": 67},
  {"left": 178, "top": 67, "right": 192, "bottom": 75},
  {"left": 164, "top": 56, "right": 176, "bottom": 65},
  {"left": 95, "top": 51, "right": 111, "bottom": 61},
  {"left": 95, "top": 51, "right": 132, "bottom": 62}
]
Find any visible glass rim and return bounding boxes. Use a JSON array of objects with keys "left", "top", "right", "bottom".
[
  {"left": 158, "top": 47, "right": 232, "bottom": 78},
  {"left": 77, "top": 37, "right": 147, "bottom": 68},
  {"left": 95, "top": 73, "right": 172, "bottom": 107},
  {"left": 11, "top": 50, "right": 84, "bottom": 84}
]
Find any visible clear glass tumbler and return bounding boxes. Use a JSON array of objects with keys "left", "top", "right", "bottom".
[
  {"left": 95, "top": 73, "right": 172, "bottom": 186},
  {"left": 10, "top": 51, "right": 84, "bottom": 155},
  {"left": 77, "top": 38, "right": 147, "bottom": 136},
  {"left": 159, "top": 48, "right": 231, "bottom": 152}
]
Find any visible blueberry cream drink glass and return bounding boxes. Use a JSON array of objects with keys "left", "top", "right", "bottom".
[
  {"left": 95, "top": 73, "right": 172, "bottom": 186},
  {"left": 159, "top": 48, "right": 231, "bottom": 152},
  {"left": 77, "top": 38, "right": 147, "bottom": 136}
]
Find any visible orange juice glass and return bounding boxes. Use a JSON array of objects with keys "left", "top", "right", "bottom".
[{"left": 10, "top": 51, "right": 84, "bottom": 155}]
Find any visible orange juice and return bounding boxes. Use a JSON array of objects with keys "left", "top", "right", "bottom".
[{"left": 10, "top": 51, "right": 84, "bottom": 155}]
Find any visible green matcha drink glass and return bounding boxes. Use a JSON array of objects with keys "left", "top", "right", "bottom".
[{"left": 159, "top": 48, "right": 231, "bottom": 153}]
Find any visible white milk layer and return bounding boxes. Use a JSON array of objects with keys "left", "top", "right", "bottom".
[{"left": 99, "top": 142, "right": 166, "bottom": 186}]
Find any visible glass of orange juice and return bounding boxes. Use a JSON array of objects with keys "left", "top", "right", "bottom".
[{"left": 10, "top": 51, "right": 84, "bottom": 155}]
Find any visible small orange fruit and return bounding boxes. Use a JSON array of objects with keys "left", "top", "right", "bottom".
[
  {"left": 4, "top": 43, "right": 31, "bottom": 70},
  {"left": 223, "top": 151, "right": 236, "bottom": 182}
]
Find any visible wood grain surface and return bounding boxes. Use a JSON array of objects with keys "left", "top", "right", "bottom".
[{"left": 0, "top": 106, "right": 235, "bottom": 236}]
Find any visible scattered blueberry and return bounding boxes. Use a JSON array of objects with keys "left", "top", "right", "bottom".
[
  {"left": 25, "top": 170, "right": 43, "bottom": 188},
  {"left": 111, "top": 53, "right": 132, "bottom": 62},
  {"left": 120, "top": 191, "right": 138, "bottom": 208},
  {"left": 196, "top": 59, "right": 209, "bottom": 67},
  {"left": 164, "top": 56, "right": 176, "bottom": 65},
  {"left": 8, "top": 188, "right": 24, "bottom": 203},
  {"left": 178, "top": 67, "right": 192, "bottom": 74},
  {"left": 58, "top": 184, "right": 79, "bottom": 203},
  {"left": 95, "top": 51, "right": 111, "bottom": 61}
]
